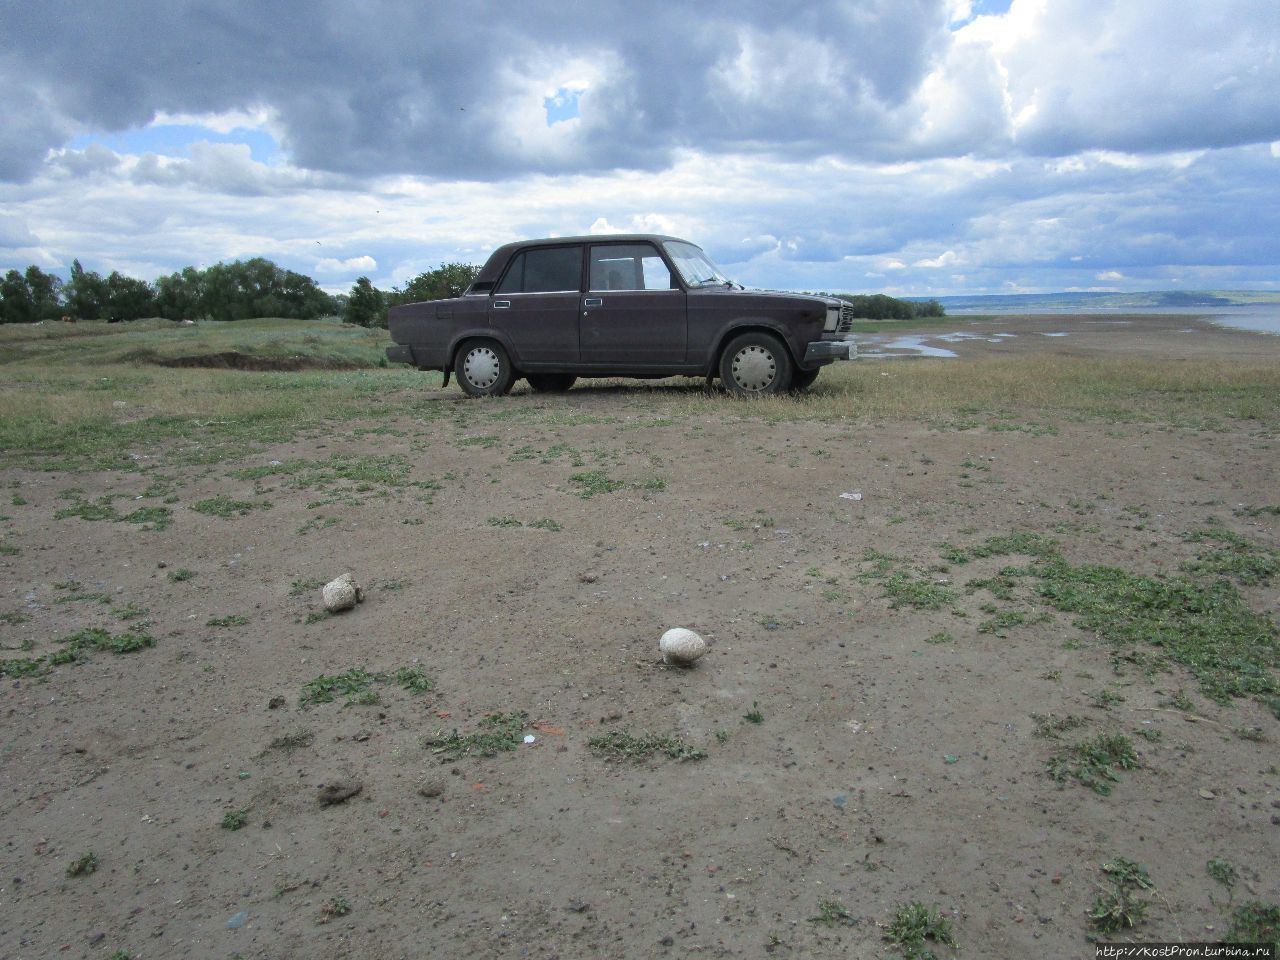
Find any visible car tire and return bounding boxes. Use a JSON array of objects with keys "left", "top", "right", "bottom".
[
  {"left": 790, "top": 367, "right": 821, "bottom": 392},
  {"left": 454, "top": 340, "right": 515, "bottom": 397},
  {"left": 526, "top": 373, "right": 577, "bottom": 393},
  {"left": 719, "top": 331, "right": 793, "bottom": 396}
]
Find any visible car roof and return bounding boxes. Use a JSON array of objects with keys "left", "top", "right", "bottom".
[{"left": 473, "top": 234, "right": 694, "bottom": 288}]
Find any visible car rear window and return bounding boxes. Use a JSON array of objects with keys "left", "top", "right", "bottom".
[{"left": 496, "top": 246, "right": 582, "bottom": 294}]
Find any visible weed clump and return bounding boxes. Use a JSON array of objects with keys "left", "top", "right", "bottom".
[
  {"left": 66, "top": 852, "right": 98, "bottom": 877},
  {"left": 884, "top": 901, "right": 956, "bottom": 958},
  {"left": 426, "top": 712, "right": 528, "bottom": 761},
  {"left": 1047, "top": 733, "right": 1139, "bottom": 795},
  {"left": 1089, "top": 857, "right": 1154, "bottom": 934},
  {"left": 587, "top": 730, "right": 706, "bottom": 763}
]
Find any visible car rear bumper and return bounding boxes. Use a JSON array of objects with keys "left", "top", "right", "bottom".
[{"left": 386, "top": 344, "right": 414, "bottom": 366}]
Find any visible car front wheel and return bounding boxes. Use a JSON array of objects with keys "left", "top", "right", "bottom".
[
  {"left": 719, "top": 332, "right": 793, "bottom": 396},
  {"left": 454, "top": 340, "right": 515, "bottom": 397}
]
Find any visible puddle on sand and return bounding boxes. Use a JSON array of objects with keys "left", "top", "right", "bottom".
[{"left": 860, "top": 329, "right": 1032, "bottom": 358}]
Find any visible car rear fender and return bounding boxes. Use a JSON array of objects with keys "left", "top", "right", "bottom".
[{"left": 448, "top": 328, "right": 523, "bottom": 370}]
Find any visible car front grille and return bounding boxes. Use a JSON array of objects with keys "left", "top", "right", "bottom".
[{"left": 837, "top": 303, "right": 856, "bottom": 334}]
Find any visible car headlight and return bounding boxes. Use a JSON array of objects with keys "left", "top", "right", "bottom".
[{"left": 824, "top": 307, "right": 840, "bottom": 332}]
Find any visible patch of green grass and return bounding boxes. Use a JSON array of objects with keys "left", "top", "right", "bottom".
[
  {"left": 881, "top": 573, "right": 956, "bottom": 611},
  {"left": 299, "top": 667, "right": 378, "bottom": 707},
  {"left": 487, "top": 515, "right": 523, "bottom": 527},
  {"left": 112, "top": 602, "right": 149, "bottom": 621},
  {"left": 1225, "top": 902, "right": 1279, "bottom": 947},
  {"left": 569, "top": 469, "right": 624, "bottom": 498},
  {"left": 234, "top": 453, "right": 416, "bottom": 492},
  {"left": 1047, "top": 733, "right": 1139, "bottom": 795},
  {"left": 1089, "top": 857, "right": 1153, "bottom": 935},
  {"left": 528, "top": 518, "right": 562, "bottom": 531},
  {"left": 1207, "top": 857, "right": 1238, "bottom": 890},
  {"left": 66, "top": 851, "right": 99, "bottom": 877},
  {"left": 587, "top": 729, "right": 706, "bottom": 763},
  {"left": 54, "top": 495, "right": 172, "bottom": 529},
  {"left": 977, "top": 608, "right": 1051, "bottom": 635},
  {"left": 1181, "top": 525, "right": 1279, "bottom": 585},
  {"left": 0, "top": 656, "right": 49, "bottom": 678},
  {"left": 884, "top": 901, "right": 956, "bottom": 958},
  {"left": 940, "top": 532, "right": 1058, "bottom": 565},
  {"left": 1088, "top": 688, "right": 1127, "bottom": 710},
  {"left": 0, "top": 541, "right": 19, "bottom": 556},
  {"left": 167, "top": 567, "right": 196, "bottom": 582},
  {"left": 0, "top": 610, "right": 29, "bottom": 625},
  {"left": 289, "top": 577, "right": 324, "bottom": 596},
  {"left": 192, "top": 494, "right": 267, "bottom": 517},
  {"left": 206, "top": 614, "right": 249, "bottom": 627},
  {"left": 393, "top": 665, "right": 434, "bottom": 694},
  {"left": 426, "top": 711, "right": 527, "bottom": 761},
  {"left": 744, "top": 701, "right": 764, "bottom": 724},
  {"left": 221, "top": 808, "right": 249, "bottom": 831},
  {"left": 925, "top": 632, "right": 953, "bottom": 645},
  {"left": 1031, "top": 713, "right": 1088, "bottom": 738},
  {"left": 1234, "top": 505, "right": 1280, "bottom": 518},
  {"left": 942, "top": 533, "right": 1280, "bottom": 706},
  {"left": 634, "top": 475, "right": 666, "bottom": 491},
  {"left": 808, "top": 898, "right": 858, "bottom": 928}
]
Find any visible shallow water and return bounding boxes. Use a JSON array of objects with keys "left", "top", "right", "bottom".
[{"left": 951, "top": 303, "right": 1280, "bottom": 335}]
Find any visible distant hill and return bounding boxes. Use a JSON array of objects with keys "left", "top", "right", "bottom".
[{"left": 915, "top": 290, "right": 1280, "bottom": 311}]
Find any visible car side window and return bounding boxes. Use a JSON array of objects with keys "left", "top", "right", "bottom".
[
  {"left": 496, "top": 246, "right": 582, "bottom": 294},
  {"left": 589, "top": 244, "right": 674, "bottom": 292}
]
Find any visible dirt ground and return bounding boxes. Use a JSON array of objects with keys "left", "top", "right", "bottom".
[{"left": 2, "top": 314, "right": 1278, "bottom": 959}]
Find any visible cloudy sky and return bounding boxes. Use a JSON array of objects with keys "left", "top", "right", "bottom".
[{"left": 2, "top": 0, "right": 1278, "bottom": 296}]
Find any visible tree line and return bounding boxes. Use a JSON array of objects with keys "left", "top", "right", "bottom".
[
  {"left": 832, "top": 293, "right": 945, "bottom": 320},
  {"left": 0, "top": 258, "right": 336, "bottom": 324}
]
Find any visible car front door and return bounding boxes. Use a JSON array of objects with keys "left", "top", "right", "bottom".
[
  {"left": 580, "top": 243, "right": 687, "bottom": 365},
  {"left": 489, "top": 244, "right": 583, "bottom": 364}
]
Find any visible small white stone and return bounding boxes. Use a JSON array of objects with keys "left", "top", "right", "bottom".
[
  {"left": 322, "top": 573, "right": 365, "bottom": 613},
  {"left": 660, "top": 627, "right": 707, "bottom": 666}
]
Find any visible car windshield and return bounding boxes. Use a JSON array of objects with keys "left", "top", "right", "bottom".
[{"left": 663, "top": 241, "right": 733, "bottom": 287}]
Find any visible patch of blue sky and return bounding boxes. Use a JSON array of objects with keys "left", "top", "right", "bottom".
[
  {"left": 543, "top": 87, "right": 582, "bottom": 126},
  {"left": 68, "top": 124, "right": 282, "bottom": 164},
  {"left": 950, "top": 0, "right": 1012, "bottom": 29}
]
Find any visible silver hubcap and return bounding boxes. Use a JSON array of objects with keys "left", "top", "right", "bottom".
[
  {"left": 731, "top": 345, "right": 777, "bottom": 392},
  {"left": 463, "top": 346, "right": 501, "bottom": 388}
]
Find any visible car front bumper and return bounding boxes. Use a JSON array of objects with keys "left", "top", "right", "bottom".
[{"left": 803, "top": 337, "right": 857, "bottom": 364}]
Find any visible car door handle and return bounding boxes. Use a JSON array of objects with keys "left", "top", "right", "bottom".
[
  {"left": 494, "top": 300, "right": 511, "bottom": 309},
  {"left": 583, "top": 298, "right": 603, "bottom": 307}
]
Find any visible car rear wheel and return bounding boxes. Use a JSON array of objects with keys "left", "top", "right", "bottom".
[
  {"left": 719, "top": 332, "right": 793, "bottom": 396},
  {"left": 454, "top": 340, "right": 515, "bottom": 397},
  {"left": 526, "top": 373, "right": 577, "bottom": 393}
]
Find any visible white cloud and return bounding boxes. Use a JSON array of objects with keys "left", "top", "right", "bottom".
[
  {"left": 1096, "top": 270, "right": 1125, "bottom": 281},
  {"left": 915, "top": 251, "right": 960, "bottom": 268},
  {"left": 315, "top": 256, "right": 377, "bottom": 274}
]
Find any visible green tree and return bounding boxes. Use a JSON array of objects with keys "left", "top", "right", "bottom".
[
  {"left": 25, "top": 266, "right": 63, "bottom": 320},
  {"left": 346, "top": 276, "right": 385, "bottom": 327},
  {"left": 155, "top": 266, "right": 205, "bottom": 320},
  {"left": 103, "top": 271, "right": 155, "bottom": 321},
  {"left": 0, "top": 269, "right": 34, "bottom": 323},
  {"left": 395, "top": 262, "right": 480, "bottom": 304},
  {"left": 65, "top": 259, "right": 107, "bottom": 320}
]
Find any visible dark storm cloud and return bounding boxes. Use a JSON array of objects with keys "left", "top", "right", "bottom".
[{"left": 0, "top": 0, "right": 948, "bottom": 182}]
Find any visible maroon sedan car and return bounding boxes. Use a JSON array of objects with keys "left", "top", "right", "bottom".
[{"left": 386, "top": 234, "right": 856, "bottom": 396}]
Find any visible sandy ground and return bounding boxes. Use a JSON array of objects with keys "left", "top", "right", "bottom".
[{"left": 2, "top": 315, "right": 1278, "bottom": 959}]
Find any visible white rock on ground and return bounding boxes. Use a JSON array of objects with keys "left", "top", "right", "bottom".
[
  {"left": 660, "top": 627, "right": 707, "bottom": 666},
  {"left": 322, "top": 573, "right": 365, "bottom": 613}
]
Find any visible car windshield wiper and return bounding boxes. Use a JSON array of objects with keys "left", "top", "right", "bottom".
[{"left": 694, "top": 276, "right": 730, "bottom": 286}]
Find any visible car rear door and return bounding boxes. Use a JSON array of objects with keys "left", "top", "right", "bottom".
[
  {"left": 489, "top": 244, "right": 583, "bottom": 364},
  {"left": 580, "top": 242, "right": 687, "bottom": 365}
]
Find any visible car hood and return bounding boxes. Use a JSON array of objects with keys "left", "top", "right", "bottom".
[{"left": 687, "top": 287, "right": 841, "bottom": 309}]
